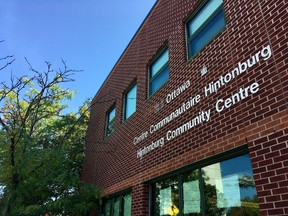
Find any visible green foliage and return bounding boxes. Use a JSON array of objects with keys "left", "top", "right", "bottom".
[{"left": 0, "top": 61, "right": 101, "bottom": 215}]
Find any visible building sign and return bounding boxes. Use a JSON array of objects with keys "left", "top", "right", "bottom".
[{"left": 135, "top": 44, "right": 272, "bottom": 158}]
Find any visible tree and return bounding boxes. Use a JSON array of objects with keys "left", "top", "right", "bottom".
[
  {"left": 0, "top": 59, "right": 101, "bottom": 215},
  {"left": 0, "top": 40, "right": 15, "bottom": 71}
]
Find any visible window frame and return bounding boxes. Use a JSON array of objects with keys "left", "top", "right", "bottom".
[
  {"left": 148, "top": 47, "right": 169, "bottom": 97},
  {"left": 150, "top": 146, "right": 260, "bottom": 216},
  {"left": 101, "top": 191, "right": 132, "bottom": 216},
  {"left": 105, "top": 105, "right": 116, "bottom": 137},
  {"left": 186, "top": 0, "right": 226, "bottom": 59},
  {"left": 123, "top": 82, "right": 137, "bottom": 121}
]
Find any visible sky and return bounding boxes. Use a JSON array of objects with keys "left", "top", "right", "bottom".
[{"left": 0, "top": 0, "right": 156, "bottom": 112}]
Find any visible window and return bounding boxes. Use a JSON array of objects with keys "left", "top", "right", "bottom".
[
  {"left": 124, "top": 83, "right": 137, "bottom": 120},
  {"left": 149, "top": 48, "right": 169, "bottom": 96},
  {"left": 102, "top": 192, "right": 132, "bottom": 216},
  {"left": 106, "top": 106, "right": 116, "bottom": 137},
  {"left": 155, "top": 175, "right": 180, "bottom": 216},
  {"left": 152, "top": 153, "right": 260, "bottom": 216},
  {"left": 187, "top": 0, "right": 226, "bottom": 58}
]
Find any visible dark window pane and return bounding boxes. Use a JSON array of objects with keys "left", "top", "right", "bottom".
[
  {"left": 150, "top": 66, "right": 169, "bottom": 95},
  {"left": 189, "top": 9, "right": 225, "bottom": 57},
  {"left": 202, "top": 154, "right": 260, "bottom": 216},
  {"left": 104, "top": 200, "right": 112, "bottom": 216}
]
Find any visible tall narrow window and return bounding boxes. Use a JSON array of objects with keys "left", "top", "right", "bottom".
[
  {"left": 154, "top": 176, "right": 179, "bottom": 216},
  {"left": 123, "top": 193, "right": 132, "bottom": 216},
  {"left": 182, "top": 170, "right": 201, "bottom": 216},
  {"left": 113, "top": 197, "right": 121, "bottom": 216},
  {"left": 106, "top": 106, "right": 116, "bottom": 137},
  {"left": 104, "top": 200, "right": 112, "bottom": 216},
  {"left": 149, "top": 48, "right": 169, "bottom": 96},
  {"left": 187, "top": 0, "right": 226, "bottom": 58},
  {"left": 124, "top": 83, "right": 137, "bottom": 120}
]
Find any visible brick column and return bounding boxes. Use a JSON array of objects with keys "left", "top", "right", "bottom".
[
  {"left": 132, "top": 183, "right": 150, "bottom": 216},
  {"left": 249, "top": 128, "right": 288, "bottom": 215}
]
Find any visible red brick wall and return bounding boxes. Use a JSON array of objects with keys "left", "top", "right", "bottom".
[
  {"left": 132, "top": 183, "right": 149, "bottom": 216},
  {"left": 250, "top": 128, "right": 288, "bottom": 215},
  {"left": 82, "top": 0, "right": 288, "bottom": 215}
]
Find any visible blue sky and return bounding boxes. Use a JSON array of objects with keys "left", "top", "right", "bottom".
[{"left": 0, "top": 0, "right": 156, "bottom": 112}]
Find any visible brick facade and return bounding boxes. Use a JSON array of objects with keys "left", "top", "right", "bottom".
[{"left": 82, "top": 0, "right": 288, "bottom": 215}]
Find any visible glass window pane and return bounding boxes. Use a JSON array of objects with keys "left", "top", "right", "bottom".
[
  {"left": 189, "top": 9, "right": 225, "bottom": 57},
  {"left": 107, "top": 120, "right": 114, "bottom": 136},
  {"left": 151, "top": 49, "right": 169, "bottom": 77},
  {"left": 182, "top": 170, "right": 202, "bottom": 216},
  {"left": 113, "top": 197, "right": 121, "bottom": 216},
  {"left": 123, "top": 193, "right": 132, "bottom": 216},
  {"left": 202, "top": 154, "right": 260, "bottom": 216},
  {"left": 104, "top": 200, "right": 111, "bottom": 216},
  {"left": 125, "top": 84, "right": 137, "bottom": 120},
  {"left": 106, "top": 107, "right": 116, "bottom": 136},
  {"left": 109, "top": 108, "right": 116, "bottom": 121},
  {"left": 150, "top": 66, "right": 169, "bottom": 95},
  {"left": 155, "top": 176, "right": 180, "bottom": 216},
  {"left": 188, "top": 0, "right": 223, "bottom": 36}
]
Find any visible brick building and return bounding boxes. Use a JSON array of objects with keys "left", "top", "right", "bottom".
[{"left": 82, "top": 0, "right": 288, "bottom": 215}]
